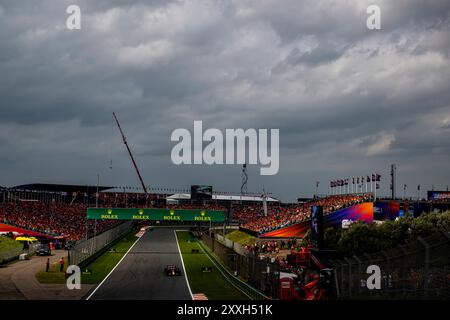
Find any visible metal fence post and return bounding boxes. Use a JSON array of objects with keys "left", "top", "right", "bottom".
[
  {"left": 344, "top": 257, "right": 353, "bottom": 298},
  {"left": 341, "top": 260, "right": 346, "bottom": 297},
  {"left": 331, "top": 260, "right": 342, "bottom": 299},
  {"left": 397, "top": 244, "right": 408, "bottom": 296},
  {"left": 380, "top": 250, "right": 390, "bottom": 296},
  {"left": 363, "top": 253, "right": 373, "bottom": 298},
  {"left": 353, "top": 255, "right": 363, "bottom": 295},
  {"left": 441, "top": 231, "right": 450, "bottom": 270},
  {"left": 417, "top": 236, "right": 429, "bottom": 299}
]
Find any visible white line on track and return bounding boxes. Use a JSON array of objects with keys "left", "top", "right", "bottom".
[
  {"left": 174, "top": 230, "right": 194, "bottom": 300},
  {"left": 85, "top": 233, "right": 144, "bottom": 300}
]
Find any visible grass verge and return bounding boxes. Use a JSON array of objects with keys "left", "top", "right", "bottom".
[
  {"left": 0, "top": 236, "right": 22, "bottom": 251},
  {"left": 0, "top": 236, "right": 23, "bottom": 253},
  {"left": 225, "top": 230, "right": 256, "bottom": 246},
  {"left": 0, "top": 236, "right": 23, "bottom": 264},
  {"left": 176, "top": 231, "right": 248, "bottom": 300},
  {"left": 36, "top": 232, "right": 138, "bottom": 284}
]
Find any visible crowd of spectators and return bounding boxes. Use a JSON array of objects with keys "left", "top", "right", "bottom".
[
  {"left": 231, "top": 205, "right": 267, "bottom": 223},
  {"left": 240, "top": 194, "right": 373, "bottom": 234},
  {"left": 165, "top": 203, "right": 226, "bottom": 211},
  {"left": 244, "top": 239, "right": 299, "bottom": 256},
  {"left": 0, "top": 193, "right": 372, "bottom": 241},
  {"left": 95, "top": 192, "right": 166, "bottom": 207},
  {"left": 0, "top": 202, "right": 121, "bottom": 241},
  {"left": 0, "top": 199, "right": 227, "bottom": 241}
]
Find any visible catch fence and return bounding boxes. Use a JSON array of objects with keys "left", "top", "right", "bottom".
[
  {"left": 201, "top": 233, "right": 280, "bottom": 299},
  {"left": 332, "top": 231, "right": 450, "bottom": 299},
  {"left": 68, "top": 221, "right": 133, "bottom": 266}
]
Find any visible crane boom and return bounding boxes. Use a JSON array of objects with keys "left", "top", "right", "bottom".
[{"left": 112, "top": 112, "right": 148, "bottom": 194}]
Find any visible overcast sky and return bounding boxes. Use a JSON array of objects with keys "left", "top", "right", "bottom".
[{"left": 0, "top": 0, "right": 449, "bottom": 201}]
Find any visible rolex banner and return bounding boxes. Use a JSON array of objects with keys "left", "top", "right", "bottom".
[{"left": 86, "top": 207, "right": 226, "bottom": 222}]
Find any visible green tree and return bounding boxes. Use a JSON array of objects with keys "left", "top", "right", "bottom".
[{"left": 333, "top": 211, "right": 450, "bottom": 257}]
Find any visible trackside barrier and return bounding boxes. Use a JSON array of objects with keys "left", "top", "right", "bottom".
[
  {"left": 68, "top": 221, "right": 133, "bottom": 267},
  {"left": 215, "top": 234, "right": 247, "bottom": 255},
  {"left": 201, "top": 234, "right": 276, "bottom": 299},
  {"left": 197, "top": 239, "right": 269, "bottom": 300}
]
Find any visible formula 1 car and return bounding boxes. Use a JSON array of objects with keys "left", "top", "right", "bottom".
[{"left": 164, "top": 265, "right": 182, "bottom": 276}]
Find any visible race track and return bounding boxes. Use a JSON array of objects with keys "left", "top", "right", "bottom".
[{"left": 87, "top": 227, "right": 192, "bottom": 300}]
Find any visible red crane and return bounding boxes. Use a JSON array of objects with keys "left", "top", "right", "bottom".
[{"left": 112, "top": 112, "right": 148, "bottom": 194}]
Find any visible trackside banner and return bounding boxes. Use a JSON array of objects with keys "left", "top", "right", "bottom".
[{"left": 86, "top": 208, "right": 226, "bottom": 222}]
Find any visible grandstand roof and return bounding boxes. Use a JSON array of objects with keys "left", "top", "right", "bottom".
[
  {"left": 166, "top": 193, "right": 279, "bottom": 202},
  {"left": 11, "top": 183, "right": 113, "bottom": 193}
]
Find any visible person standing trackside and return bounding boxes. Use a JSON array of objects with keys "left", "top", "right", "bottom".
[
  {"left": 46, "top": 258, "right": 50, "bottom": 272},
  {"left": 59, "top": 257, "right": 64, "bottom": 272}
]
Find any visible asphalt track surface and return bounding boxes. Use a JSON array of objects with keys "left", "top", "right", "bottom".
[{"left": 88, "top": 227, "right": 192, "bottom": 300}]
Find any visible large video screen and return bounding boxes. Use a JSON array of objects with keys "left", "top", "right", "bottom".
[
  {"left": 190, "top": 185, "right": 213, "bottom": 200},
  {"left": 310, "top": 206, "right": 324, "bottom": 248},
  {"left": 324, "top": 202, "right": 374, "bottom": 227},
  {"left": 428, "top": 191, "right": 450, "bottom": 201},
  {"left": 374, "top": 201, "right": 400, "bottom": 221}
]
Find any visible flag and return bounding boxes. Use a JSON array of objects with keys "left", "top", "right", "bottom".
[
  {"left": 417, "top": 185, "right": 420, "bottom": 191},
  {"left": 367, "top": 175, "right": 371, "bottom": 182},
  {"left": 376, "top": 174, "right": 381, "bottom": 181},
  {"left": 372, "top": 173, "right": 376, "bottom": 181},
  {"left": 376, "top": 183, "right": 380, "bottom": 189}
]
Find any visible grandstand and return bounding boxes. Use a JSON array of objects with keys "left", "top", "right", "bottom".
[
  {"left": 0, "top": 183, "right": 366, "bottom": 242},
  {"left": 0, "top": 183, "right": 368, "bottom": 239},
  {"left": 2, "top": 181, "right": 446, "bottom": 243},
  {"left": 239, "top": 194, "right": 373, "bottom": 235},
  {"left": 0, "top": 181, "right": 448, "bottom": 301}
]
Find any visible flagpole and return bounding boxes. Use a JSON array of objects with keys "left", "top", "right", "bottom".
[
  {"left": 357, "top": 178, "right": 360, "bottom": 194},
  {"left": 374, "top": 174, "right": 377, "bottom": 201}
]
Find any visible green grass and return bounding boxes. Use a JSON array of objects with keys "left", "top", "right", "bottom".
[
  {"left": 176, "top": 231, "right": 248, "bottom": 300},
  {"left": 0, "top": 236, "right": 22, "bottom": 252},
  {"left": 225, "top": 230, "right": 256, "bottom": 246},
  {"left": 0, "top": 236, "right": 23, "bottom": 264},
  {"left": 81, "top": 232, "right": 138, "bottom": 284},
  {"left": 35, "top": 259, "right": 69, "bottom": 284},
  {"left": 36, "top": 232, "right": 138, "bottom": 284}
]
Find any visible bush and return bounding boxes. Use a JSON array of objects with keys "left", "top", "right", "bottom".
[{"left": 324, "top": 211, "right": 450, "bottom": 257}]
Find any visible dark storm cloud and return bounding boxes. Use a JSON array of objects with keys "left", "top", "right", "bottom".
[{"left": 0, "top": 0, "right": 449, "bottom": 200}]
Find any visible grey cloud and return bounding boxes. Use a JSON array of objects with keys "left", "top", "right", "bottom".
[{"left": 0, "top": 0, "right": 449, "bottom": 201}]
